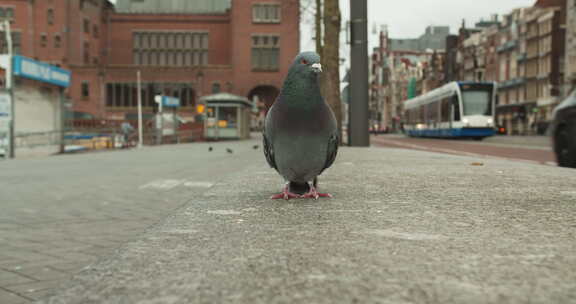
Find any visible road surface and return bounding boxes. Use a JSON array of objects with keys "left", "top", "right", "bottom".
[{"left": 372, "top": 134, "right": 556, "bottom": 166}]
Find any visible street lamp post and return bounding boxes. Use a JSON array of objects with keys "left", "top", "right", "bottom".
[
  {"left": 349, "top": 0, "right": 369, "bottom": 147},
  {"left": 0, "top": 20, "right": 15, "bottom": 158}
]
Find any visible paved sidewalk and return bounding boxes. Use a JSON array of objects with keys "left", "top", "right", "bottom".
[
  {"left": 45, "top": 144, "right": 576, "bottom": 303},
  {"left": 0, "top": 139, "right": 264, "bottom": 304}
]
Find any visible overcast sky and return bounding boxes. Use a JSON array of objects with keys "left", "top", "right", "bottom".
[{"left": 300, "top": 0, "right": 536, "bottom": 53}]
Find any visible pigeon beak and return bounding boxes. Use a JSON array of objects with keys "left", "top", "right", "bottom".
[{"left": 311, "top": 63, "right": 322, "bottom": 73}]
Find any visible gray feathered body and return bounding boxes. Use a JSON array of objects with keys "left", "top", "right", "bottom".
[
  {"left": 265, "top": 98, "right": 336, "bottom": 182},
  {"left": 263, "top": 52, "right": 338, "bottom": 185}
]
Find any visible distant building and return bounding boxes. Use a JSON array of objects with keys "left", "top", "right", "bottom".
[
  {"left": 495, "top": 7, "right": 532, "bottom": 135},
  {"left": 1, "top": 0, "right": 300, "bottom": 121},
  {"left": 443, "top": 35, "right": 459, "bottom": 83},
  {"left": 389, "top": 26, "right": 450, "bottom": 52},
  {"left": 525, "top": 0, "right": 567, "bottom": 128},
  {"left": 371, "top": 28, "right": 444, "bottom": 132}
]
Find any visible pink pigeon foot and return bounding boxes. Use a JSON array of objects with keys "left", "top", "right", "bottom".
[
  {"left": 300, "top": 185, "right": 332, "bottom": 200},
  {"left": 271, "top": 184, "right": 301, "bottom": 200}
]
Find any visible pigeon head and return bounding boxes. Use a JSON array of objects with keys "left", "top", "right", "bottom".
[
  {"left": 279, "top": 51, "right": 323, "bottom": 106},
  {"left": 290, "top": 52, "right": 322, "bottom": 77}
]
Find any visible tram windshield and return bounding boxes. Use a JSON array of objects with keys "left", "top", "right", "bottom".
[{"left": 460, "top": 84, "right": 493, "bottom": 116}]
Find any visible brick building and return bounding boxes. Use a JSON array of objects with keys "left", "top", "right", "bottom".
[
  {"left": 495, "top": 7, "right": 531, "bottom": 135},
  {"left": 1, "top": 0, "right": 300, "bottom": 121},
  {"left": 525, "top": 0, "right": 566, "bottom": 127}
]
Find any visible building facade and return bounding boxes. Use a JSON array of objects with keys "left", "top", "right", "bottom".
[
  {"left": 1, "top": 0, "right": 300, "bottom": 121},
  {"left": 495, "top": 7, "right": 531, "bottom": 135},
  {"left": 525, "top": 0, "right": 566, "bottom": 130},
  {"left": 370, "top": 27, "right": 448, "bottom": 133},
  {"left": 566, "top": 0, "right": 576, "bottom": 92},
  {"left": 389, "top": 26, "right": 450, "bottom": 53}
]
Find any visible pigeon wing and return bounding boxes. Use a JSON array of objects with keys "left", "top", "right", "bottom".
[
  {"left": 320, "top": 133, "right": 338, "bottom": 174},
  {"left": 263, "top": 129, "right": 277, "bottom": 170}
]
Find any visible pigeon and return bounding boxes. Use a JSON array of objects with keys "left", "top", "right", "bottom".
[
  {"left": 208, "top": 146, "right": 213, "bottom": 152},
  {"left": 253, "top": 145, "right": 259, "bottom": 150},
  {"left": 226, "top": 148, "right": 233, "bottom": 154},
  {"left": 263, "top": 51, "right": 338, "bottom": 200}
]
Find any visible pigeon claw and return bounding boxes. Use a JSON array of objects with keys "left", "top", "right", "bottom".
[
  {"left": 300, "top": 186, "right": 332, "bottom": 200},
  {"left": 270, "top": 192, "right": 300, "bottom": 200},
  {"left": 271, "top": 185, "right": 301, "bottom": 200}
]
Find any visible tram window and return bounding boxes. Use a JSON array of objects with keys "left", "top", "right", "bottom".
[
  {"left": 441, "top": 98, "right": 450, "bottom": 122},
  {"left": 431, "top": 100, "right": 439, "bottom": 123},
  {"left": 462, "top": 90, "right": 491, "bottom": 116},
  {"left": 452, "top": 96, "right": 461, "bottom": 121}
]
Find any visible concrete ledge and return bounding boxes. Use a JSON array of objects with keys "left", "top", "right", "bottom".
[{"left": 46, "top": 147, "right": 576, "bottom": 303}]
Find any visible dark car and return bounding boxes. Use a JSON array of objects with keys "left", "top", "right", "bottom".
[{"left": 551, "top": 90, "right": 576, "bottom": 168}]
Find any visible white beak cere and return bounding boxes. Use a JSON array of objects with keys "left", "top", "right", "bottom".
[{"left": 311, "top": 63, "right": 322, "bottom": 73}]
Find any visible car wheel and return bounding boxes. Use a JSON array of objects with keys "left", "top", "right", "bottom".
[{"left": 555, "top": 124, "right": 576, "bottom": 168}]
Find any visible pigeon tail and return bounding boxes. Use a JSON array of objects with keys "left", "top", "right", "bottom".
[{"left": 288, "top": 181, "right": 310, "bottom": 196}]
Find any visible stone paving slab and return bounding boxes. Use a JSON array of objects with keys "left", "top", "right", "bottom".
[
  {"left": 0, "top": 287, "right": 31, "bottom": 304},
  {"left": 45, "top": 147, "right": 576, "bottom": 304},
  {"left": 0, "top": 139, "right": 265, "bottom": 304}
]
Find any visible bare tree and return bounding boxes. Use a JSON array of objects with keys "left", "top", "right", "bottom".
[
  {"left": 321, "top": 0, "right": 342, "bottom": 141},
  {"left": 315, "top": 0, "right": 323, "bottom": 56}
]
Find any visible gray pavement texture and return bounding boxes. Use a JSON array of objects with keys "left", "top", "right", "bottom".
[
  {"left": 0, "top": 140, "right": 263, "bottom": 303},
  {"left": 43, "top": 137, "right": 576, "bottom": 304}
]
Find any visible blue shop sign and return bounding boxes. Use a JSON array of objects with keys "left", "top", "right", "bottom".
[
  {"left": 162, "top": 96, "right": 180, "bottom": 107},
  {"left": 12, "top": 55, "right": 71, "bottom": 87}
]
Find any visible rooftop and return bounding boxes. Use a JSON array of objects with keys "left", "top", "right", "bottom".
[{"left": 115, "top": 0, "right": 231, "bottom": 14}]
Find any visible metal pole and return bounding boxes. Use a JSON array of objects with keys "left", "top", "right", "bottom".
[
  {"left": 349, "top": 0, "right": 369, "bottom": 146},
  {"left": 59, "top": 87, "right": 65, "bottom": 154},
  {"left": 155, "top": 95, "right": 163, "bottom": 145},
  {"left": 4, "top": 20, "right": 15, "bottom": 158},
  {"left": 137, "top": 70, "right": 143, "bottom": 148},
  {"left": 172, "top": 107, "right": 176, "bottom": 144}
]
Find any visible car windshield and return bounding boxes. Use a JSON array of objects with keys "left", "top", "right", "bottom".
[{"left": 461, "top": 90, "right": 492, "bottom": 116}]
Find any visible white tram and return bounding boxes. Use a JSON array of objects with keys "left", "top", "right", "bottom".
[{"left": 403, "top": 82, "right": 497, "bottom": 139}]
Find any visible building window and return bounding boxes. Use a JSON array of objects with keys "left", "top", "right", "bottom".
[
  {"left": 83, "top": 41, "right": 90, "bottom": 64},
  {"left": 251, "top": 34, "right": 280, "bottom": 71},
  {"left": 212, "top": 82, "right": 221, "bottom": 93},
  {"left": 47, "top": 8, "right": 54, "bottom": 25},
  {"left": 40, "top": 34, "right": 47, "bottom": 47},
  {"left": 81, "top": 81, "right": 90, "bottom": 99},
  {"left": 253, "top": 3, "right": 281, "bottom": 23},
  {"left": 106, "top": 83, "right": 195, "bottom": 108},
  {"left": 0, "top": 31, "right": 21, "bottom": 54},
  {"left": 54, "top": 34, "right": 61, "bottom": 48},
  {"left": 83, "top": 19, "right": 90, "bottom": 34},
  {"left": 93, "top": 25, "right": 99, "bottom": 38},
  {"left": 0, "top": 7, "right": 15, "bottom": 21},
  {"left": 133, "top": 31, "right": 208, "bottom": 66}
]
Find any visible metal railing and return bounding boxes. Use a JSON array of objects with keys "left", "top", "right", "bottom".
[
  {"left": 14, "top": 130, "right": 62, "bottom": 148},
  {"left": 2, "top": 120, "right": 205, "bottom": 156}
]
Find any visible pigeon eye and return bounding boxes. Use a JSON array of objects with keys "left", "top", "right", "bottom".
[{"left": 301, "top": 59, "right": 309, "bottom": 65}]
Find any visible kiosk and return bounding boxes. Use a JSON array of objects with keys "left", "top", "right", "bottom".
[{"left": 202, "top": 93, "right": 252, "bottom": 140}]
